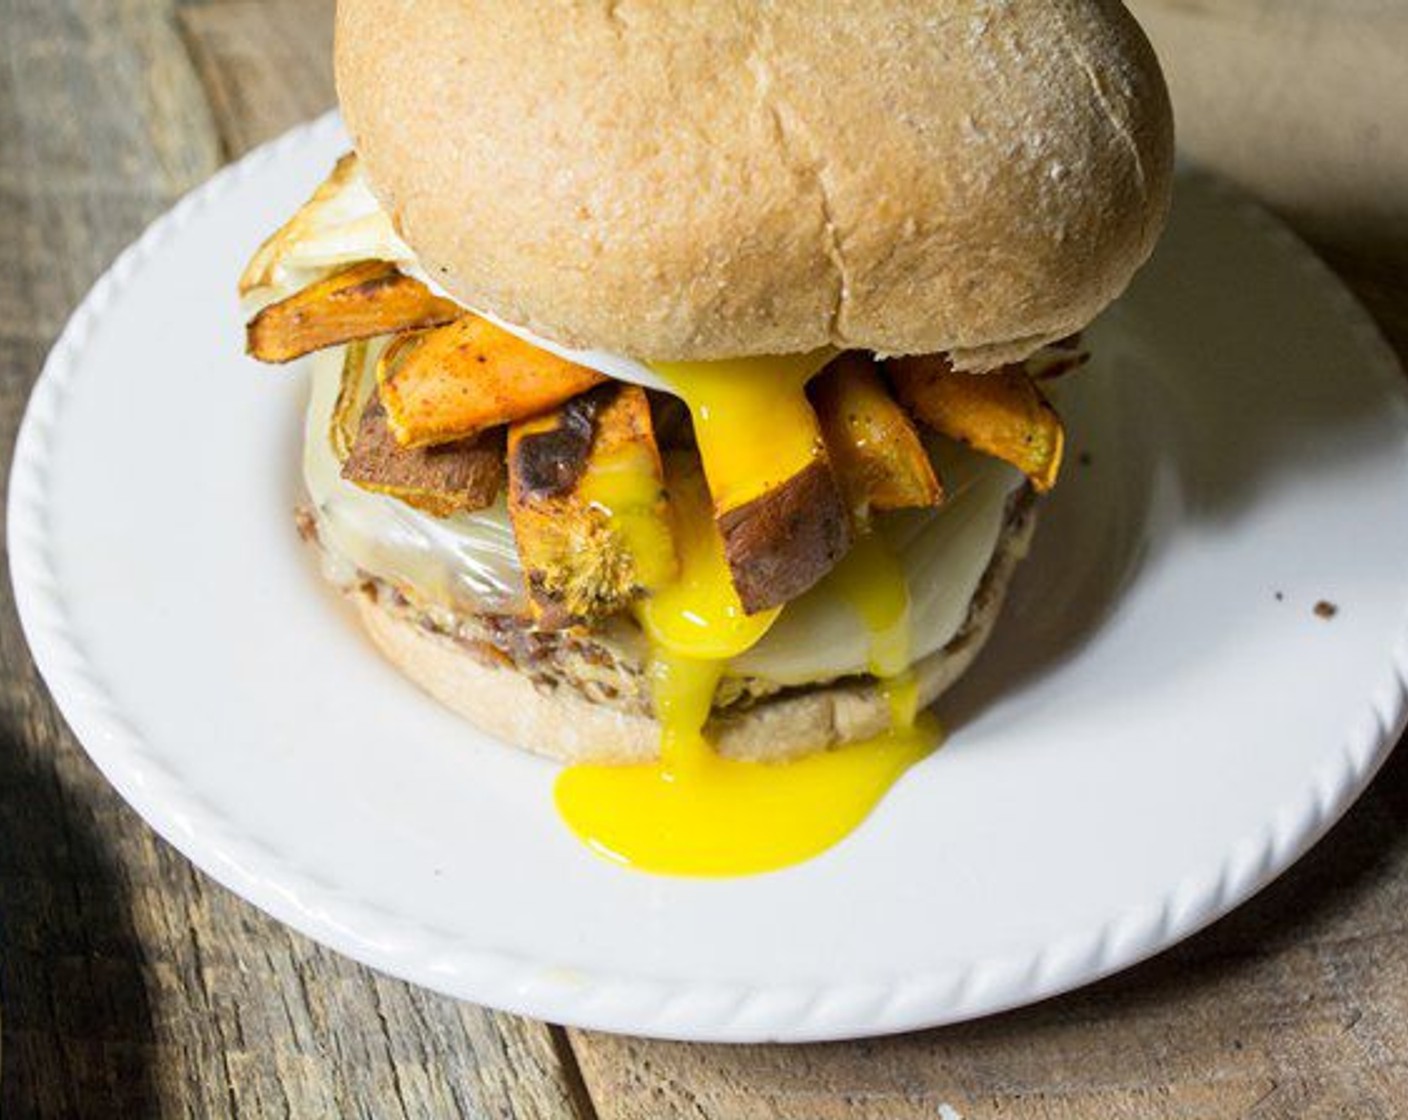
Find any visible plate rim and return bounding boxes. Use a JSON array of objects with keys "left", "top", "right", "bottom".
[{"left": 9, "top": 110, "right": 1408, "bottom": 1042}]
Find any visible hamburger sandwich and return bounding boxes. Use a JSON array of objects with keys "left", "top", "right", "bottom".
[{"left": 239, "top": 0, "right": 1173, "bottom": 874}]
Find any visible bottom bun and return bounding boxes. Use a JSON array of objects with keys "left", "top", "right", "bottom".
[{"left": 351, "top": 497, "right": 1034, "bottom": 765}]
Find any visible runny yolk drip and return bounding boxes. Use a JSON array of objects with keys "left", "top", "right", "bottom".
[
  {"left": 553, "top": 361, "right": 939, "bottom": 877},
  {"left": 577, "top": 444, "right": 678, "bottom": 593},
  {"left": 648, "top": 351, "right": 834, "bottom": 509},
  {"left": 822, "top": 530, "right": 922, "bottom": 729}
]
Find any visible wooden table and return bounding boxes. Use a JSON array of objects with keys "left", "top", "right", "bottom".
[{"left": 2, "top": 2, "right": 1405, "bottom": 1116}]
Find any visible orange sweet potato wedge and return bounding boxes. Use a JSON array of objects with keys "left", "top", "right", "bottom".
[
  {"left": 507, "top": 383, "right": 676, "bottom": 626},
  {"left": 246, "top": 261, "right": 461, "bottom": 363},
  {"left": 886, "top": 354, "right": 1065, "bottom": 492},
  {"left": 810, "top": 352, "right": 943, "bottom": 523},
  {"left": 341, "top": 396, "right": 503, "bottom": 518},
  {"left": 716, "top": 456, "right": 853, "bottom": 614},
  {"left": 377, "top": 315, "right": 607, "bottom": 449}
]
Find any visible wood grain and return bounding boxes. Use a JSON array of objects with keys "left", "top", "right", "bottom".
[
  {"left": 1, "top": 1, "right": 1406, "bottom": 1118},
  {"left": 177, "top": 0, "right": 338, "bottom": 159},
  {"left": 0, "top": 2, "right": 587, "bottom": 1117}
]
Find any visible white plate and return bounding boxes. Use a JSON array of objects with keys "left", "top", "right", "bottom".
[{"left": 11, "top": 113, "right": 1408, "bottom": 1042}]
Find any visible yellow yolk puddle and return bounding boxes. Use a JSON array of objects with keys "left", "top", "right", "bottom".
[
  {"left": 556, "top": 656, "right": 938, "bottom": 875},
  {"left": 555, "top": 436, "right": 939, "bottom": 877}
]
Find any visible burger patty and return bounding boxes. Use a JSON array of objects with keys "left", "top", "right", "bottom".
[
  {"left": 350, "top": 576, "right": 788, "bottom": 715},
  {"left": 300, "top": 485, "right": 1034, "bottom": 719}
]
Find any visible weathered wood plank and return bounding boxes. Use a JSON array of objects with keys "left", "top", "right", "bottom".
[
  {"left": 1, "top": 3, "right": 222, "bottom": 1115},
  {"left": 0, "top": 1, "right": 588, "bottom": 1117},
  {"left": 177, "top": 0, "right": 338, "bottom": 158}
]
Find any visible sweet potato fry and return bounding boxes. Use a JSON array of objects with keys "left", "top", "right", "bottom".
[
  {"left": 246, "top": 261, "right": 462, "bottom": 364},
  {"left": 810, "top": 352, "right": 943, "bottom": 524},
  {"left": 342, "top": 396, "right": 503, "bottom": 518},
  {"left": 886, "top": 354, "right": 1065, "bottom": 492},
  {"left": 717, "top": 458, "right": 853, "bottom": 614},
  {"left": 508, "top": 384, "right": 675, "bottom": 626},
  {"left": 378, "top": 315, "right": 607, "bottom": 449},
  {"left": 668, "top": 368, "right": 854, "bottom": 613}
]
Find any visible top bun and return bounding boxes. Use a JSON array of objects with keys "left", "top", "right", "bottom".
[{"left": 335, "top": 0, "right": 1173, "bottom": 368}]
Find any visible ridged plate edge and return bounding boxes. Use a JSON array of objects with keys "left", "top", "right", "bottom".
[{"left": 9, "top": 112, "right": 1408, "bottom": 1042}]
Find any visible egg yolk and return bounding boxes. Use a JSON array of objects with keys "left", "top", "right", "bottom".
[
  {"left": 649, "top": 350, "right": 833, "bottom": 509},
  {"left": 553, "top": 361, "right": 939, "bottom": 877}
]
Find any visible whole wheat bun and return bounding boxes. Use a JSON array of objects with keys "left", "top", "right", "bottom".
[
  {"left": 335, "top": 0, "right": 1172, "bottom": 369},
  {"left": 349, "top": 495, "right": 1033, "bottom": 765}
]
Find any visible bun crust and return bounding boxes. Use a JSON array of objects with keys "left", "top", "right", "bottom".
[
  {"left": 336, "top": 0, "right": 1172, "bottom": 367},
  {"left": 350, "top": 497, "right": 1034, "bottom": 765}
]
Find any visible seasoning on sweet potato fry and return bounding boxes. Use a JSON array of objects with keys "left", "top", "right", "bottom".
[
  {"left": 508, "top": 383, "right": 676, "bottom": 626},
  {"left": 377, "top": 315, "right": 607, "bottom": 449},
  {"left": 341, "top": 395, "right": 503, "bottom": 518},
  {"left": 810, "top": 353, "right": 943, "bottom": 524},
  {"left": 246, "top": 261, "right": 462, "bottom": 364},
  {"left": 886, "top": 354, "right": 1065, "bottom": 492}
]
